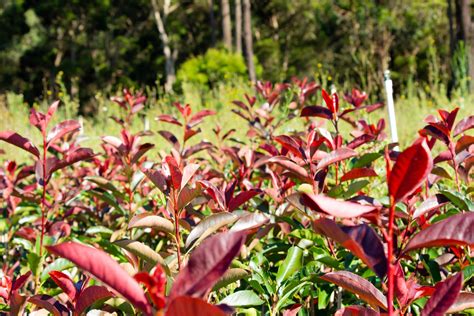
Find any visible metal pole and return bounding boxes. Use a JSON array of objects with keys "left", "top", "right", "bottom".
[{"left": 384, "top": 70, "right": 399, "bottom": 151}]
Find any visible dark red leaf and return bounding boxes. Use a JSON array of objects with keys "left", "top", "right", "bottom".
[
  {"left": 0, "top": 131, "right": 40, "bottom": 157},
  {"left": 143, "top": 168, "right": 169, "bottom": 193},
  {"left": 300, "top": 105, "right": 332, "bottom": 119},
  {"left": 447, "top": 292, "right": 474, "bottom": 313},
  {"left": 340, "top": 168, "right": 377, "bottom": 182},
  {"left": 165, "top": 156, "right": 182, "bottom": 191},
  {"left": 46, "top": 242, "right": 151, "bottom": 315},
  {"left": 75, "top": 286, "right": 115, "bottom": 315},
  {"left": 28, "top": 295, "right": 70, "bottom": 316},
  {"left": 302, "top": 194, "right": 376, "bottom": 218},
  {"left": 453, "top": 115, "right": 474, "bottom": 136},
  {"left": 52, "top": 148, "right": 95, "bottom": 173},
  {"left": 166, "top": 296, "right": 227, "bottom": 316},
  {"left": 49, "top": 271, "right": 77, "bottom": 302},
  {"left": 156, "top": 115, "right": 182, "bottom": 126},
  {"left": 183, "top": 141, "right": 213, "bottom": 158},
  {"left": 421, "top": 273, "right": 463, "bottom": 316},
  {"left": 320, "top": 271, "right": 387, "bottom": 310},
  {"left": 335, "top": 306, "right": 378, "bottom": 316},
  {"left": 388, "top": 138, "right": 432, "bottom": 203},
  {"left": 46, "top": 120, "right": 81, "bottom": 147},
  {"left": 158, "top": 131, "right": 180, "bottom": 150},
  {"left": 227, "top": 190, "right": 262, "bottom": 212},
  {"left": 412, "top": 194, "right": 449, "bottom": 218},
  {"left": 267, "top": 156, "right": 312, "bottom": 182},
  {"left": 181, "top": 164, "right": 200, "bottom": 190},
  {"left": 347, "top": 134, "right": 376, "bottom": 149},
  {"left": 403, "top": 212, "right": 474, "bottom": 254},
  {"left": 11, "top": 271, "right": 31, "bottom": 292},
  {"left": 316, "top": 148, "right": 357, "bottom": 170},
  {"left": 313, "top": 218, "right": 387, "bottom": 278},
  {"left": 169, "top": 231, "right": 246, "bottom": 300},
  {"left": 274, "top": 135, "right": 305, "bottom": 159},
  {"left": 131, "top": 143, "right": 154, "bottom": 164},
  {"left": 189, "top": 110, "right": 216, "bottom": 127}
]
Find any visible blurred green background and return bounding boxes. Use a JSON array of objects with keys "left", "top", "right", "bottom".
[{"left": 0, "top": 0, "right": 473, "bottom": 159}]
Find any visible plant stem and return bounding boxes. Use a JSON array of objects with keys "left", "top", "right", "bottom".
[
  {"left": 387, "top": 199, "right": 395, "bottom": 315},
  {"left": 174, "top": 207, "right": 182, "bottom": 270},
  {"left": 39, "top": 138, "right": 47, "bottom": 257}
]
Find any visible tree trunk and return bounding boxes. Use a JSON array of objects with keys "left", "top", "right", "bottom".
[
  {"left": 151, "top": 0, "right": 176, "bottom": 92},
  {"left": 447, "top": 0, "right": 456, "bottom": 95},
  {"left": 221, "top": 0, "right": 232, "bottom": 50},
  {"left": 243, "top": 0, "right": 256, "bottom": 82},
  {"left": 208, "top": 0, "right": 216, "bottom": 46},
  {"left": 235, "top": 0, "right": 242, "bottom": 54}
]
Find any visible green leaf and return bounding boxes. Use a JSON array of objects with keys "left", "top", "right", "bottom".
[
  {"left": 440, "top": 190, "right": 474, "bottom": 211},
  {"left": 352, "top": 153, "right": 381, "bottom": 168},
  {"left": 276, "top": 246, "right": 303, "bottom": 287},
  {"left": 463, "top": 265, "right": 474, "bottom": 283},
  {"left": 27, "top": 252, "right": 41, "bottom": 276},
  {"left": 41, "top": 258, "right": 73, "bottom": 282},
  {"left": 220, "top": 290, "right": 264, "bottom": 307}
]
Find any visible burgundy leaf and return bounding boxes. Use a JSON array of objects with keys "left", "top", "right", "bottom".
[
  {"left": 29, "top": 107, "right": 47, "bottom": 132},
  {"left": 412, "top": 194, "right": 449, "bottom": 218},
  {"left": 131, "top": 143, "right": 154, "bottom": 164},
  {"left": 230, "top": 212, "right": 270, "bottom": 232},
  {"left": 455, "top": 135, "right": 474, "bottom": 154},
  {"left": 143, "top": 168, "right": 168, "bottom": 193},
  {"left": 347, "top": 134, "right": 375, "bottom": 149},
  {"left": 453, "top": 115, "right": 474, "bottom": 136},
  {"left": 11, "top": 271, "right": 31, "bottom": 292},
  {"left": 421, "top": 273, "right": 463, "bottom": 316},
  {"left": 228, "top": 189, "right": 262, "bottom": 212},
  {"left": 188, "top": 110, "right": 216, "bottom": 127},
  {"left": 166, "top": 296, "right": 227, "bottom": 316},
  {"left": 75, "top": 285, "right": 115, "bottom": 315},
  {"left": 183, "top": 141, "right": 213, "bottom": 158},
  {"left": 340, "top": 168, "right": 377, "bottom": 182},
  {"left": 313, "top": 218, "right": 387, "bottom": 278},
  {"left": 49, "top": 271, "right": 77, "bottom": 302},
  {"left": 128, "top": 213, "right": 174, "bottom": 234},
  {"left": 335, "top": 306, "right": 378, "bottom": 316},
  {"left": 268, "top": 156, "right": 312, "bottom": 182},
  {"left": 46, "top": 242, "right": 151, "bottom": 315},
  {"left": 274, "top": 135, "right": 305, "bottom": 159},
  {"left": 184, "top": 127, "right": 201, "bottom": 142},
  {"left": 447, "top": 292, "right": 474, "bottom": 314},
  {"left": 302, "top": 194, "right": 376, "bottom": 218},
  {"left": 388, "top": 138, "right": 432, "bottom": 203},
  {"left": 46, "top": 120, "right": 81, "bottom": 147},
  {"left": 158, "top": 131, "right": 180, "bottom": 150},
  {"left": 165, "top": 156, "right": 182, "bottom": 191},
  {"left": 46, "top": 100, "right": 60, "bottom": 124},
  {"left": 320, "top": 271, "right": 387, "bottom": 310},
  {"left": 0, "top": 131, "right": 40, "bottom": 157},
  {"left": 51, "top": 148, "right": 95, "bottom": 173},
  {"left": 28, "top": 294, "right": 70, "bottom": 316},
  {"left": 156, "top": 114, "right": 182, "bottom": 126},
  {"left": 181, "top": 164, "right": 200, "bottom": 190},
  {"left": 403, "top": 212, "right": 474, "bottom": 254},
  {"left": 169, "top": 231, "right": 247, "bottom": 300},
  {"left": 300, "top": 105, "right": 332, "bottom": 119},
  {"left": 177, "top": 184, "right": 202, "bottom": 211},
  {"left": 316, "top": 148, "right": 357, "bottom": 170}
]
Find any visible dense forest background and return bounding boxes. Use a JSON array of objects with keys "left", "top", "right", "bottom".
[{"left": 0, "top": 0, "right": 473, "bottom": 114}]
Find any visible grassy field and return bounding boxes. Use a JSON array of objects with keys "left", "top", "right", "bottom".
[{"left": 0, "top": 83, "right": 471, "bottom": 163}]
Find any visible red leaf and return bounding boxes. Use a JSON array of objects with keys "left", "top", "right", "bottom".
[
  {"left": 166, "top": 296, "right": 227, "bottom": 316},
  {"left": 143, "top": 168, "right": 168, "bottom": 193},
  {"left": 313, "top": 218, "right": 387, "bottom": 278},
  {"left": 300, "top": 105, "right": 332, "bottom": 119},
  {"left": 320, "top": 271, "right": 387, "bottom": 310},
  {"left": 165, "top": 156, "right": 182, "bottom": 191},
  {"left": 181, "top": 164, "right": 200, "bottom": 190},
  {"left": 46, "top": 120, "right": 81, "bottom": 147},
  {"left": 421, "top": 273, "right": 463, "bottom": 316},
  {"left": 340, "top": 167, "right": 377, "bottom": 182},
  {"left": 268, "top": 156, "right": 312, "bottom": 182},
  {"left": 74, "top": 286, "right": 114, "bottom": 315},
  {"left": 412, "top": 194, "right": 449, "bottom": 218},
  {"left": 49, "top": 271, "right": 77, "bottom": 302},
  {"left": 46, "top": 242, "right": 151, "bottom": 315},
  {"left": 188, "top": 110, "right": 216, "bottom": 127},
  {"left": 274, "top": 135, "right": 305, "bottom": 159},
  {"left": 453, "top": 115, "right": 474, "bottom": 136},
  {"left": 0, "top": 131, "right": 40, "bottom": 157},
  {"left": 51, "top": 148, "right": 95, "bottom": 173},
  {"left": 228, "top": 190, "right": 262, "bottom": 212},
  {"left": 335, "top": 306, "right": 378, "bottom": 316},
  {"left": 29, "top": 107, "right": 47, "bottom": 132},
  {"left": 447, "top": 292, "right": 474, "bottom": 314},
  {"left": 403, "top": 212, "right": 474, "bottom": 254},
  {"left": 388, "top": 138, "right": 432, "bottom": 203},
  {"left": 184, "top": 127, "right": 201, "bottom": 142},
  {"left": 316, "top": 148, "right": 357, "bottom": 170},
  {"left": 302, "top": 194, "right": 376, "bottom": 218},
  {"left": 131, "top": 143, "right": 154, "bottom": 164},
  {"left": 322, "top": 89, "right": 337, "bottom": 114},
  {"left": 158, "top": 131, "right": 180, "bottom": 150},
  {"left": 28, "top": 294, "right": 70, "bottom": 316},
  {"left": 156, "top": 114, "right": 182, "bottom": 126},
  {"left": 169, "top": 231, "right": 246, "bottom": 300},
  {"left": 11, "top": 271, "right": 31, "bottom": 292}
]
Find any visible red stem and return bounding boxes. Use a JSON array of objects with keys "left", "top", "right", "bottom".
[
  {"left": 39, "top": 137, "right": 47, "bottom": 257},
  {"left": 387, "top": 199, "right": 395, "bottom": 315}
]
